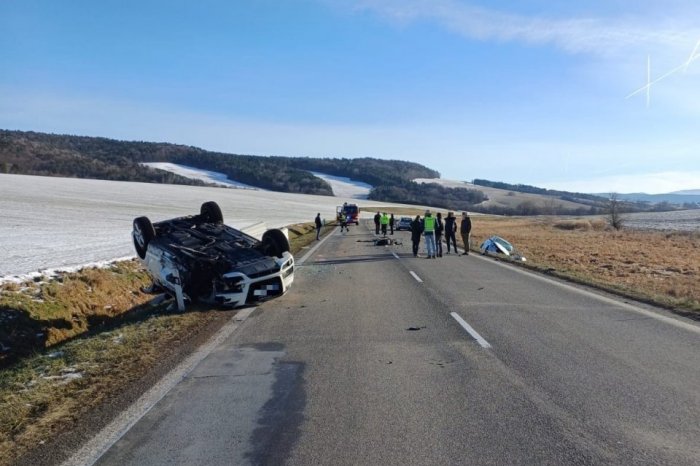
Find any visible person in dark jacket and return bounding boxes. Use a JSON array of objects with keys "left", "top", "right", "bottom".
[
  {"left": 435, "top": 212, "right": 444, "bottom": 257},
  {"left": 460, "top": 211, "right": 472, "bottom": 255},
  {"left": 444, "top": 212, "right": 458, "bottom": 254},
  {"left": 410, "top": 215, "right": 423, "bottom": 257},
  {"left": 374, "top": 212, "right": 381, "bottom": 235},
  {"left": 315, "top": 213, "right": 322, "bottom": 240},
  {"left": 389, "top": 213, "right": 395, "bottom": 235}
]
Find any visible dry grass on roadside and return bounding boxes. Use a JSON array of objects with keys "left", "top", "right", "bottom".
[
  {"left": 0, "top": 310, "right": 223, "bottom": 465},
  {"left": 0, "top": 259, "right": 220, "bottom": 465},
  {"left": 470, "top": 216, "right": 700, "bottom": 315}
]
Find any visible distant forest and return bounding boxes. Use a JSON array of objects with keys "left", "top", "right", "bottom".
[
  {"left": 0, "top": 130, "right": 332, "bottom": 195},
  {"left": 0, "top": 130, "right": 487, "bottom": 210},
  {"left": 3, "top": 129, "right": 689, "bottom": 214}
]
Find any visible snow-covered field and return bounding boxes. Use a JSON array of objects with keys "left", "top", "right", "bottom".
[
  {"left": 413, "top": 178, "right": 473, "bottom": 189},
  {"left": 0, "top": 174, "right": 391, "bottom": 280},
  {"left": 142, "top": 162, "right": 258, "bottom": 189},
  {"left": 310, "top": 172, "right": 371, "bottom": 199},
  {"left": 143, "top": 162, "right": 373, "bottom": 200},
  {"left": 624, "top": 210, "right": 700, "bottom": 231}
]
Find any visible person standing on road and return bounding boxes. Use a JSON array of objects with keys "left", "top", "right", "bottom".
[
  {"left": 460, "top": 211, "right": 472, "bottom": 255},
  {"left": 389, "top": 213, "right": 395, "bottom": 235},
  {"left": 380, "top": 212, "right": 389, "bottom": 236},
  {"left": 374, "top": 212, "right": 381, "bottom": 235},
  {"left": 340, "top": 211, "right": 349, "bottom": 233},
  {"left": 410, "top": 215, "right": 423, "bottom": 257},
  {"left": 423, "top": 210, "right": 436, "bottom": 259},
  {"left": 435, "top": 212, "right": 444, "bottom": 257},
  {"left": 444, "top": 211, "right": 458, "bottom": 254},
  {"left": 315, "top": 213, "right": 323, "bottom": 240}
]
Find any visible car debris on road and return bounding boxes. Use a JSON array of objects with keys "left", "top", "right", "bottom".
[{"left": 480, "top": 236, "right": 527, "bottom": 262}]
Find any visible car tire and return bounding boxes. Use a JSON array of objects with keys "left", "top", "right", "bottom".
[
  {"left": 133, "top": 216, "right": 156, "bottom": 259},
  {"left": 261, "top": 229, "right": 290, "bottom": 258},
  {"left": 200, "top": 201, "right": 223, "bottom": 224}
]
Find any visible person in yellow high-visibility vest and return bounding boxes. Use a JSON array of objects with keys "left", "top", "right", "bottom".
[
  {"left": 380, "top": 212, "right": 389, "bottom": 236},
  {"left": 423, "top": 210, "right": 437, "bottom": 258}
]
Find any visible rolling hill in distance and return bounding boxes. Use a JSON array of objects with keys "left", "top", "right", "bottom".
[
  {"left": 1, "top": 129, "right": 697, "bottom": 215},
  {"left": 596, "top": 192, "right": 700, "bottom": 204}
]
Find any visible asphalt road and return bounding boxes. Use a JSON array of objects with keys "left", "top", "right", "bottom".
[{"left": 85, "top": 221, "right": 699, "bottom": 466}]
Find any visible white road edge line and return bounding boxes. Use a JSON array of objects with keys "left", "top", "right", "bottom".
[
  {"left": 392, "top": 252, "right": 400, "bottom": 260},
  {"left": 296, "top": 226, "right": 337, "bottom": 265},
  {"left": 61, "top": 306, "right": 257, "bottom": 466},
  {"left": 450, "top": 312, "right": 492, "bottom": 349},
  {"left": 475, "top": 254, "right": 700, "bottom": 335},
  {"left": 409, "top": 271, "right": 423, "bottom": 283}
]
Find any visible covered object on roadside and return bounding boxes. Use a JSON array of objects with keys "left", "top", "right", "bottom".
[{"left": 480, "top": 236, "right": 526, "bottom": 261}]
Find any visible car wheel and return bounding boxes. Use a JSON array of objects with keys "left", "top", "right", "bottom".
[
  {"left": 133, "top": 216, "right": 156, "bottom": 259},
  {"left": 200, "top": 201, "right": 223, "bottom": 224},
  {"left": 261, "top": 229, "right": 290, "bottom": 258}
]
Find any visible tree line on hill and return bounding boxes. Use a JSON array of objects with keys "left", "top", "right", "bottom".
[
  {"left": 0, "top": 130, "right": 481, "bottom": 209},
  {"left": 0, "top": 130, "right": 333, "bottom": 195},
  {"left": 2, "top": 129, "right": 691, "bottom": 215},
  {"left": 0, "top": 129, "right": 501, "bottom": 212}
]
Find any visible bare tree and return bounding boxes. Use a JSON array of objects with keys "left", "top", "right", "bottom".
[
  {"left": 543, "top": 197, "right": 558, "bottom": 215},
  {"left": 606, "top": 193, "right": 625, "bottom": 230}
]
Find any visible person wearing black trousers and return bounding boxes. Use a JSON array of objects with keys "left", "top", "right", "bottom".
[
  {"left": 389, "top": 213, "right": 395, "bottom": 235},
  {"left": 435, "top": 212, "right": 444, "bottom": 257},
  {"left": 444, "top": 211, "right": 458, "bottom": 254},
  {"left": 374, "top": 212, "right": 381, "bottom": 235},
  {"left": 315, "top": 213, "right": 322, "bottom": 240},
  {"left": 460, "top": 211, "right": 472, "bottom": 255},
  {"left": 410, "top": 215, "right": 423, "bottom": 257}
]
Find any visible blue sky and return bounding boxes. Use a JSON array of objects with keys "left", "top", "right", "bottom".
[{"left": 2, "top": 0, "right": 699, "bottom": 194}]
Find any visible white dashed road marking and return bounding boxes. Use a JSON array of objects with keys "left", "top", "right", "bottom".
[
  {"left": 450, "top": 312, "right": 492, "bottom": 348},
  {"left": 409, "top": 271, "right": 423, "bottom": 283}
]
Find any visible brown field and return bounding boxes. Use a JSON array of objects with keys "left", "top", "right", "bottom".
[{"left": 470, "top": 216, "right": 700, "bottom": 315}]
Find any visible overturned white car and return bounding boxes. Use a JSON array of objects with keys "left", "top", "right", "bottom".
[{"left": 132, "top": 201, "right": 294, "bottom": 310}]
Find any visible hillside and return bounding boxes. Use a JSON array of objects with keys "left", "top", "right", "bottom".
[
  {"left": 0, "top": 130, "right": 437, "bottom": 198},
  {"left": 414, "top": 179, "right": 602, "bottom": 215},
  {"left": 2, "top": 129, "right": 677, "bottom": 216},
  {"left": 0, "top": 130, "right": 333, "bottom": 196},
  {"left": 0, "top": 129, "right": 479, "bottom": 211}
]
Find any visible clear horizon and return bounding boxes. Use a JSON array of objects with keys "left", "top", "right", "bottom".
[{"left": 2, "top": 1, "right": 699, "bottom": 194}]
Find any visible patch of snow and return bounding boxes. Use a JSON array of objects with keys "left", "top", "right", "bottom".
[
  {"left": 0, "top": 256, "right": 136, "bottom": 285},
  {"left": 311, "top": 172, "right": 372, "bottom": 200},
  {"left": 142, "top": 162, "right": 259, "bottom": 190},
  {"left": 42, "top": 372, "right": 83, "bottom": 384},
  {"left": 413, "top": 178, "right": 475, "bottom": 189}
]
